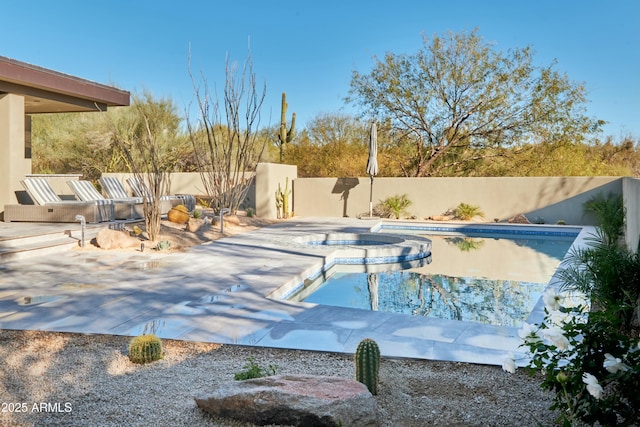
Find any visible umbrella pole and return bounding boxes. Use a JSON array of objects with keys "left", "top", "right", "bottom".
[{"left": 369, "top": 175, "right": 374, "bottom": 217}]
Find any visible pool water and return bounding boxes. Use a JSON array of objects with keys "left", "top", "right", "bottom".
[{"left": 290, "top": 231, "right": 576, "bottom": 327}]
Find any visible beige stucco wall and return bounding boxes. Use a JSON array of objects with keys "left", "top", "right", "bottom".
[
  {"left": 623, "top": 177, "right": 640, "bottom": 251},
  {"left": 103, "top": 165, "right": 298, "bottom": 220},
  {"left": 0, "top": 93, "right": 31, "bottom": 217},
  {"left": 256, "top": 163, "right": 297, "bottom": 219},
  {"left": 293, "top": 176, "right": 623, "bottom": 226}
]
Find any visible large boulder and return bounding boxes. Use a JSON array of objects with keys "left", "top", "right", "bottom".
[
  {"left": 95, "top": 229, "right": 141, "bottom": 250},
  {"left": 194, "top": 375, "right": 378, "bottom": 426}
]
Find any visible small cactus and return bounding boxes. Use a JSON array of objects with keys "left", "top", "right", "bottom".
[
  {"left": 155, "top": 240, "right": 171, "bottom": 251},
  {"left": 128, "top": 334, "right": 163, "bottom": 364},
  {"left": 355, "top": 338, "right": 380, "bottom": 395}
]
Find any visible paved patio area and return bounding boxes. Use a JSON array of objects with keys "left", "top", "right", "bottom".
[{"left": 0, "top": 217, "right": 589, "bottom": 366}]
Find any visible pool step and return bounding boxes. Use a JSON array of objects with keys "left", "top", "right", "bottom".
[{"left": 0, "top": 226, "right": 103, "bottom": 261}]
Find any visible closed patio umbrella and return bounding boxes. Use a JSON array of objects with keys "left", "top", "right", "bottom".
[{"left": 366, "top": 121, "right": 378, "bottom": 218}]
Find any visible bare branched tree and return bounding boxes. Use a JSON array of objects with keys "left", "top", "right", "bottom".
[
  {"left": 108, "top": 94, "right": 179, "bottom": 241},
  {"left": 187, "top": 48, "right": 266, "bottom": 213}
]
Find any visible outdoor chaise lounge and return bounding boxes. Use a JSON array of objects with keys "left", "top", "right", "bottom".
[
  {"left": 126, "top": 176, "right": 196, "bottom": 212},
  {"left": 99, "top": 176, "right": 173, "bottom": 214},
  {"left": 3, "top": 178, "right": 114, "bottom": 223},
  {"left": 67, "top": 180, "right": 144, "bottom": 220}
]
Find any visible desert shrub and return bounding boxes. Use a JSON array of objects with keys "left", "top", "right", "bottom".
[
  {"left": 155, "top": 240, "right": 171, "bottom": 251},
  {"left": 453, "top": 202, "right": 484, "bottom": 220},
  {"left": 583, "top": 192, "right": 624, "bottom": 246},
  {"left": 234, "top": 357, "right": 278, "bottom": 380},
  {"left": 374, "top": 194, "right": 412, "bottom": 219}
]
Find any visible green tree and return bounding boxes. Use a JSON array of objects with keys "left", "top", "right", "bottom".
[
  {"left": 32, "top": 93, "right": 191, "bottom": 181},
  {"left": 348, "top": 29, "right": 603, "bottom": 177}
]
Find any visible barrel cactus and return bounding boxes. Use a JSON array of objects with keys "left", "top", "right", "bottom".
[
  {"left": 128, "top": 334, "right": 163, "bottom": 364},
  {"left": 355, "top": 338, "right": 380, "bottom": 395}
]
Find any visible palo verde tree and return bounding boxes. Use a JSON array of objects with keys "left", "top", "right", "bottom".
[
  {"left": 348, "top": 29, "right": 603, "bottom": 177},
  {"left": 187, "top": 49, "right": 266, "bottom": 213}
]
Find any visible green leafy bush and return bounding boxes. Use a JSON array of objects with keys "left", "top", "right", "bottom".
[
  {"left": 583, "top": 192, "right": 624, "bottom": 246},
  {"left": 453, "top": 202, "right": 484, "bottom": 220},
  {"left": 505, "top": 193, "right": 640, "bottom": 426},
  {"left": 516, "top": 299, "right": 640, "bottom": 426},
  {"left": 234, "top": 357, "right": 278, "bottom": 380},
  {"left": 375, "top": 194, "right": 412, "bottom": 219}
]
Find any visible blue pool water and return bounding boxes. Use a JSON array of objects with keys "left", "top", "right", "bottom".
[{"left": 290, "top": 229, "right": 577, "bottom": 327}]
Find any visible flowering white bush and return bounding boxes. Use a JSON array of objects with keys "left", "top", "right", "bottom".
[{"left": 505, "top": 290, "right": 640, "bottom": 426}]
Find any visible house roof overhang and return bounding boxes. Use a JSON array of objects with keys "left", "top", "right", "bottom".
[{"left": 0, "top": 56, "right": 130, "bottom": 114}]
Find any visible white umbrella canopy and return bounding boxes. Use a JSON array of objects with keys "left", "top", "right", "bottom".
[{"left": 366, "top": 121, "right": 378, "bottom": 217}]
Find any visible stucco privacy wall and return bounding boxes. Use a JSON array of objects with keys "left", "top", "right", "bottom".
[
  {"left": 255, "top": 163, "right": 297, "bottom": 219},
  {"left": 103, "top": 164, "right": 297, "bottom": 219},
  {"left": 292, "top": 176, "right": 623, "bottom": 226},
  {"left": 623, "top": 177, "right": 640, "bottom": 252}
]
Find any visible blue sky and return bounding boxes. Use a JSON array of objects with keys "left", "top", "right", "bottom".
[{"left": 2, "top": 0, "right": 638, "bottom": 138}]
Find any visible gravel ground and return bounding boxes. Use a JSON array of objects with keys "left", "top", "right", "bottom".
[{"left": 0, "top": 330, "right": 558, "bottom": 426}]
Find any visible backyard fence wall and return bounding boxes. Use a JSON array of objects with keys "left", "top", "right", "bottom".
[
  {"left": 292, "top": 176, "right": 624, "bottom": 226},
  {"left": 103, "top": 164, "right": 297, "bottom": 220}
]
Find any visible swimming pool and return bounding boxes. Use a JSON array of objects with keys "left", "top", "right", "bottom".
[{"left": 287, "top": 225, "right": 579, "bottom": 327}]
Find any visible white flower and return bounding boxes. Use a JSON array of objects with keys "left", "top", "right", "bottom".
[
  {"left": 542, "top": 288, "right": 563, "bottom": 311},
  {"left": 543, "top": 326, "right": 570, "bottom": 350},
  {"left": 582, "top": 373, "right": 603, "bottom": 399},
  {"left": 502, "top": 353, "right": 516, "bottom": 374},
  {"left": 518, "top": 322, "right": 540, "bottom": 343},
  {"left": 603, "top": 353, "right": 628, "bottom": 373},
  {"left": 547, "top": 310, "right": 572, "bottom": 327}
]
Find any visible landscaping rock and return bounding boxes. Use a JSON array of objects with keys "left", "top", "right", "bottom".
[
  {"left": 186, "top": 218, "right": 209, "bottom": 233},
  {"left": 95, "top": 229, "right": 141, "bottom": 250},
  {"left": 194, "top": 375, "right": 378, "bottom": 427},
  {"left": 508, "top": 213, "right": 531, "bottom": 224},
  {"left": 223, "top": 214, "right": 241, "bottom": 226}
]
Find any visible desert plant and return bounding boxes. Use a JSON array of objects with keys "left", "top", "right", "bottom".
[
  {"left": 155, "top": 240, "right": 171, "bottom": 251},
  {"left": 128, "top": 334, "right": 163, "bottom": 364},
  {"left": 583, "top": 192, "right": 624, "bottom": 246},
  {"left": 355, "top": 338, "right": 380, "bottom": 395},
  {"left": 277, "top": 92, "right": 296, "bottom": 163},
  {"left": 453, "top": 202, "right": 484, "bottom": 221},
  {"left": 234, "top": 357, "right": 278, "bottom": 380},
  {"left": 275, "top": 177, "right": 291, "bottom": 219},
  {"left": 375, "top": 194, "right": 412, "bottom": 219},
  {"left": 246, "top": 207, "right": 255, "bottom": 217},
  {"left": 192, "top": 209, "right": 203, "bottom": 219}
]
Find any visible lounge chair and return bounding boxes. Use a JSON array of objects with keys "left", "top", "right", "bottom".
[
  {"left": 99, "top": 176, "right": 172, "bottom": 214},
  {"left": 126, "top": 176, "right": 196, "bottom": 212},
  {"left": 3, "top": 178, "right": 114, "bottom": 223},
  {"left": 68, "top": 180, "right": 143, "bottom": 220}
]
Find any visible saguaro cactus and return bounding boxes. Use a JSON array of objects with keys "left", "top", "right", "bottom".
[
  {"left": 355, "top": 338, "right": 381, "bottom": 395},
  {"left": 277, "top": 92, "right": 296, "bottom": 163}
]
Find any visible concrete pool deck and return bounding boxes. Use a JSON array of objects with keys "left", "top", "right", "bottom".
[{"left": 0, "top": 217, "right": 592, "bottom": 366}]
